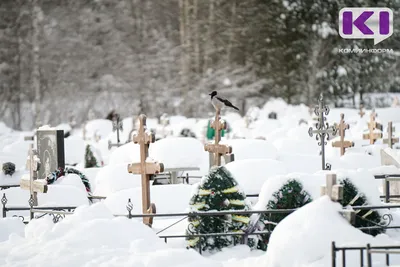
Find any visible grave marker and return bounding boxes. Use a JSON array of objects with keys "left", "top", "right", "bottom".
[
  {"left": 204, "top": 108, "right": 233, "bottom": 166},
  {"left": 268, "top": 112, "right": 277, "bottom": 120},
  {"left": 383, "top": 122, "right": 399, "bottom": 149},
  {"left": 108, "top": 113, "right": 124, "bottom": 150},
  {"left": 20, "top": 144, "right": 48, "bottom": 207},
  {"left": 320, "top": 173, "right": 355, "bottom": 224},
  {"left": 308, "top": 93, "right": 337, "bottom": 170},
  {"left": 359, "top": 104, "right": 365, "bottom": 118},
  {"left": 332, "top": 114, "right": 354, "bottom": 156},
  {"left": 127, "top": 114, "right": 164, "bottom": 227},
  {"left": 362, "top": 111, "right": 383, "bottom": 145},
  {"left": 36, "top": 130, "right": 65, "bottom": 180}
]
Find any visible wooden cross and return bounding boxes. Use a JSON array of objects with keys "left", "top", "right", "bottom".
[
  {"left": 320, "top": 174, "right": 343, "bottom": 202},
  {"left": 204, "top": 108, "right": 233, "bottom": 166},
  {"left": 20, "top": 144, "right": 48, "bottom": 206},
  {"left": 359, "top": 104, "right": 365, "bottom": 118},
  {"left": 127, "top": 114, "right": 164, "bottom": 227},
  {"left": 363, "top": 111, "right": 383, "bottom": 144},
  {"left": 383, "top": 122, "right": 399, "bottom": 149},
  {"left": 332, "top": 114, "right": 354, "bottom": 156}
]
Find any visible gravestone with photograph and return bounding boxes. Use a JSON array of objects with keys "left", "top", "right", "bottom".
[{"left": 36, "top": 129, "right": 65, "bottom": 180}]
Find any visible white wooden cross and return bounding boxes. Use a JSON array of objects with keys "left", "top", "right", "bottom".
[
  {"left": 20, "top": 144, "right": 48, "bottom": 206},
  {"left": 127, "top": 114, "right": 164, "bottom": 227},
  {"left": 383, "top": 122, "right": 399, "bottom": 149},
  {"left": 320, "top": 174, "right": 343, "bottom": 202},
  {"left": 204, "top": 108, "right": 233, "bottom": 166}
]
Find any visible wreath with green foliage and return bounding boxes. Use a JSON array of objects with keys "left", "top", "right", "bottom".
[
  {"left": 339, "top": 178, "right": 384, "bottom": 236},
  {"left": 258, "top": 179, "right": 313, "bottom": 251}
]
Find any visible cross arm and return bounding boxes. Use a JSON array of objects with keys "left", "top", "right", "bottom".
[
  {"left": 204, "top": 144, "right": 232, "bottom": 154},
  {"left": 127, "top": 162, "right": 165, "bottom": 175},
  {"left": 20, "top": 178, "right": 48, "bottom": 193}
]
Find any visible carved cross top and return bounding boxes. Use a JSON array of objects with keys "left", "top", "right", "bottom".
[
  {"left": 383, "top": 121, "right": 399, "bottom": 149},
  {"left": 320, "top": 174, "right": 343, "bottom": 202},
  {"left": 332, "top": 114, "right": 354, "bottom": 156},
  {"left": 204, "top": 109, "right": 233, "bottom": 166}
]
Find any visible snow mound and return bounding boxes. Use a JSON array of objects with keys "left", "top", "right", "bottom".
[
  {"left": 64, "top": 136, "right": 85, "bottom": 165},
  {"left": 223, "top": 139, "right": 278, "bottom": 160},
  {"left": 108, "top": 142, "right": 140, "bottom": 166},
  {"left": 94, "top": 164, "right": 141, "bottom": 196},
  {"left": 263, "top": 196, "right": 398, "bottom": 267},
  {"left": 0, "top": 218, "right": 25, "bottom": 242},
  {"left": 149, "top": 137, "right": 207, "bottom": 169},
  {"left": 225, "top": 159, "right": 287, "bottom": 195},
  {"left": 104, "top": 184, "right": 193, "bottom": 215},
  {"left": 0, "top": 203, "right": 218, "bottom": 267},
  {"left": 85, "top": 119, "right": 112, "bottom": 140}
]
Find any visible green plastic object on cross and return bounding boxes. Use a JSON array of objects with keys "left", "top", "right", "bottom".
[{"left": 206, "top": 120, "right": 230, "bottom": 140}]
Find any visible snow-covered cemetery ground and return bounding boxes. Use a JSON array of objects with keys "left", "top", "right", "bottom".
[{"left": 2, "top": 98, "right": 400, "bottom": 267}]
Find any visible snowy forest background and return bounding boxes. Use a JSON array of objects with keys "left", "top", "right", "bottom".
[{"left": 0, "top": 0, "right": 399, "bottom": 130}]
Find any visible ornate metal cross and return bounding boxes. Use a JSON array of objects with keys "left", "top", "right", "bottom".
[
  {"left": 383, "top": 122, "right": 399, "bottom": 149},
  {"left": 363, "top": 111, "right": 383, "bottom": 145},
  {"left": 308, "top": 93, "right": 337, "bottom": 170},
  {"left": 127, "top": 114, "right": 164, "bottom": 227},
  {"left": 20, "top": 144, "right": 48, "bottom": 207},
  {"left": 332, "top": 114, "right": 354, "bottom": 156},
  {"left": 204, "top": 108, "right": 233, "bottom": 166}
]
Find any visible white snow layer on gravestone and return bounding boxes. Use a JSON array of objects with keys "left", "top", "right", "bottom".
[
  {"left": 253, "top": 173, "right": 326, "bottom": 210},
  {"left": 108, "top": 142, "right": 140, "bottom": 165},
  {"left": 262, "top": 196, "right": 398, "bottom": 267},
  {"left": 222, "top": 139, "right": 278, "bottom": 161},
  {"left": 94, "top": 164, "right": 141, "bottom": 196},
  {"left": 104, "top": 184, "right": 193, "bottom": 215},
  {"left": 0, "top": 203, "right": 220, "bottom": 267},
  {"left": 225, "top": 159, "right": 286, "bottom": 195},
  {"left": 149, "top": 137, "right": 208, "bottom": 170}
]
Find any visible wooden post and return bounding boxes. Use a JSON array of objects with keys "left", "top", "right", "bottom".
[
  {"left": 127, "top": 114, "right": 164, "bottom": 227},
  {"left": 204, "top": 108, "right": 233, "bottom": 166},
  {"left": 383, "top": 122, "right": 399, "bottom": 149},
  {"left": 320, "top": 174, "right": 355, "bottom": 224},
  {"left": 332, "top": 114, "right": 354, "bottom": 156},
  {"left": 362, "top": 111, "right": 383, "bottom": 144},
  {"left": 20, "top": 144, "right": 48, "bottom": 206},
  {"left": 359, "top": 104, "right": 365, "bottom": 118}
]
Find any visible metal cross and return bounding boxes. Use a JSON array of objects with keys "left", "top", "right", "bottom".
[
  {"left": 332, "top": 114, "right": 354, "bottom": 156},
  {"left": 308, "top": 93, "right": 337, "bottom": 170},
  {"left": 108, "top": 114, "right": 124, "bottom": 150}
]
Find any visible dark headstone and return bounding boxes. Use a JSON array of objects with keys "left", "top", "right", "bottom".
[
  {"left": 36, "top": 130, "right": 65, "bottom": 180},
  {"left": 268, "top": 112, "right": 277, "bottom": 120},
  {"left": 2, "top": 162, "right": 16, "bottom": 176}
]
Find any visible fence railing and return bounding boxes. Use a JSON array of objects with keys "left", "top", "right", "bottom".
[{"left": 332, "top": 241, "right": 400, "bottom": 267}]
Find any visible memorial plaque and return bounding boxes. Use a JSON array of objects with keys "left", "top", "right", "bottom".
[{"left": 36, "top": 130, "right": 65, "bottom": 180}]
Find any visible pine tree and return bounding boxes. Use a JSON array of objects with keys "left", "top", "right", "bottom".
[
  {"left": 84, "top": 144, "right": 98, "bottom": 168},
  {"left": 339, "top": 178, "right": 384, "bottom": 236},
  {"left": 186, "top": 166, "right": 258, "bottom": 253},
  {"left": 258, "top": 179, "right": 313, "bottom": 250}
]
